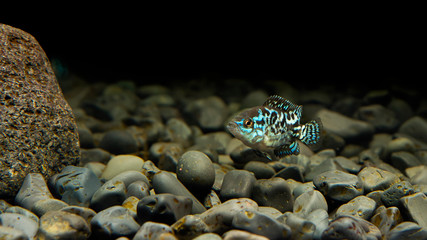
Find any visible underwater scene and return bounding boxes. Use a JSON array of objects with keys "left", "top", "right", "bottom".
[{"left": 1, "top": 23, "right": 427, "bottom": 239}]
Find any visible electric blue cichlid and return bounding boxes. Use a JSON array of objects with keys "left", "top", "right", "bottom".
[{"left": 227, "top": 95, "right": 322, "bottom": 160}]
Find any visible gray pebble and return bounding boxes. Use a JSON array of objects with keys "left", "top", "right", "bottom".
[
  {"left": 53, "top": 166, "right": 101, "bottom": 207},
  {"left": 229, "top": 144, "right": 270, "bottom": 167},
  {"left": 152, "top": 171, "right": 206, "bottom": 214},
  {"left": 109, "top": 170, "right": 150, "bottom": 188},
  {"left": 80, "top": 148, "right": 111, "bottom": 164},
  {"left": 251, "top": 178, "right": 293, "bottom": 213},
  {"left": 99, "top": 129, "right": 138, "bottom": 154},
  {"left": 91, "top": 206, "right": 140, "bottom": 239},
  {"left": 371, "top": 206, "right": 402, "bottom": 238},
  {"left": 391, "top": 151, "right": 421, "bottom": 170},
  {"left": 306, "top": 209, "right": 330, "bottom": 239},
  {"left": 0, "top": 226, "right": 27, "bottom": 240},
  {"left": 172, "top": 215, "right": 210, "bottom": 239},
  {"left": 381, "top": 181, "right": 415, "bottom": 207},
  {"left": 166, "top": 118, "right": 193, "bottom": 147},
  {"left": 4, "top": 206, "right": 39, "bottom": 224},
  {"left": 334, "top": 156, "right": 362, "bottom": 174},
  {"left": 231, "top": 210, "right": 291, "bottom": 240},
  {"left": 31, "top": 198, "right": 69, "bottom": 217},
  {"left": 400, "top": 192, "right": 427, "bottom": 228},
  {"left": 78, "top": 126, "right": 95, "bottom": 148},
  {"left": 133, "top": 221, "right": 174, "bottom": 240},
  {"left": 321, "top": 215, "right": 381, "bottom": 240},
  {"left": 101, "top": 155, "right": 145, "bottom": 180},
  {"left": 194, "top": 233, "right": 222, "bottom": 240},
  {"left": 177, "top": 151, "right": 215, "bottom": 195},
  {"left": 305, "top": 158, "right": 343, "bottom": 182},
  {"left": 408, "top": 166, "right": 427, "bottom": 185},
  {"left": 386, "top": 221, "right": 427, "bottom": 240},
  {"left": 399, "top": 116, "right": 427, "bottom": 143},
  {"left": 355, "top": 104, "right": 399, "bottom": 132},
  {"left": 385, "top": 137, "right": 416, "bottom": 156},
  {"left": 199, "top": 198, "right": 258, "bottom": 234},
  {"left": 279, "top": 212, "right": 315, "bottom": 240},
  {"left": 243, "top": 161, "right": 276, "bottom": 179},
  {"left": 184, "top": 96, "right": 229, "bottom": 131},
  {"left": 293, "top": 190, "right": 327, "bottom": 218},
  {"left": 39, "top": 210, "right": 91, "bottom": 240},
  {"left": 273, "top": 165, "right": 304, "bottom": 182},
  {"left": 220, "top": 170, "right": 256, "bottom": 201},
  {"left": 203, "top": 190, "right": 221, "bottom": 209},
  {"left": 137, "top": 193, "right": 192, "bottom": 225},
  {"left": 127, "top": 181, "right": 150, "bottom": 199},
  {"left": 358, "top": 167, "right": 400, "bottom": 193},
  {"left": 222, "top": 230, "right": 269, "bottom": 240},
  {"left": 292, "top": 182, "right": 315, "bottom": 199},
  {"left": 0, "top": 213, "right": 38, "bottom": 239},
  {"left": 336, "top": 195, "right": 377, "bottom": 220},
  {"left": 313, "top": 170, "right": 363, "bottom": 202},
  {"left": 15, "top": 173, "right": 53, "bottom": 211},
  {"left": 90, "top": 180, "right": 127, "bottom": 212},
  {"left": 60, "top": 206, "right": 96, "bottom": 223},
  {"left": 195, "top": 132, "right": 232, "bottom": 155}
]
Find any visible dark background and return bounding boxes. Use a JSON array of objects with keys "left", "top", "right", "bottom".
[{"left": 3, "top": 21, "right": 423, "bottom": 91}]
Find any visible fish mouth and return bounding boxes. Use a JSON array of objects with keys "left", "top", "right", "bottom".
[{"left": 226, "top": 121, "right": 238, "bottom": 137}]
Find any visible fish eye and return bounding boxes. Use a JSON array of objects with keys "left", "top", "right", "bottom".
[{"left": 243, "top": 119, "right": 254, "bottom": 128}]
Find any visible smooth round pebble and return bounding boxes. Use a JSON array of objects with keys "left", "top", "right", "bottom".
[
  {"left": 176, "top": 150, "right": 215, "bottom": 194},
  {"left": 101, "top": 155, "right": 144, "bottom": 180},
  {"left": 223, "top": 230, "right": 269, "bottom": 240},
  {"left": 322, "top": 215, "right": 381, "bottom": 240},
  {"left": 386, "top": 221, "right": 427, "bottom": 240},
  {"left": 127, "top": 181, "right": 150, "bottom": 199},
  {"left": 90, "top": 180, "right": 127, "bottom": 212}
]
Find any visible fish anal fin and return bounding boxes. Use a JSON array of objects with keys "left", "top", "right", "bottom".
[{"left": 274, "top": 141, "right": 300, "bottom": 158}]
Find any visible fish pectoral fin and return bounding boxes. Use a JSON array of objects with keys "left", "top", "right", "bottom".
[{"left": 274, "top": 142, "right": 300, "bottom": 157}]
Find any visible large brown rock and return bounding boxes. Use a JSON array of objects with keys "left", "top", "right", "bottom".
[{"left": 0, "top": 24, "right": 80, "bottom": 199}]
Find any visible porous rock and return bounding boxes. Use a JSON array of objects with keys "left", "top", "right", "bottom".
[{"left": 0, "top": 24, "right": 80, "bottom": 199}]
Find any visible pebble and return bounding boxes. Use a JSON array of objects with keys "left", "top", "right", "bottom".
[
  {"left": 166, "top": 118, "right": 193, "bottom": 147},
  {"left": 390, "top": 151, "right": 421, "bottom": 170},
  {"left": 199, "top": 198, "right": 258, "bottom": 234},
  {"left": 100, "top": 155, "right": 145, "bottom": 180},
  {"left": 336, "top": 195, "right": 377, "bottom": 220},
  {"left": 222, "top": 230, "right": 269, "bottom": 240},
  {"left": 38, "top": 210, "right": 91, "bottom": 240},
  {"left": 279, "top": 212, "right": 315, "bottom": 240},
  {"left": 90, "top": 180, "right": 127, "bottom": 212},
  {"left": 133, "top": 221, "right": 174, "bottom": 240},
  {"left": 313, "top": 170, "right": 363, "bottom": 202},
  {"left": 220, "top": 170, "right": 256, "bottom": 201},
  {"left": 152, "top": 171, "right": 206, "bottom": 214},
  {"left": 358, "top": 167, "right": 400, "bottom": 193},
  {"left": 322, "top": 215, "right": 381, "bottom": 240},
  {"left": 231, "top": 210, "right": 291, "bottom": 240},
  {"left": 400, "top": 192, "right": 427, "bottom": 228},
  {"left": 172, "top": 214, "right": 210, "bottom": 239},
  {"left": 99, "top": 129, "right": 138, "bottom": 154},
  {"left": 381, "top": 181, "right": 415, "bottom": 207},
  {"left": 273, "top": 165, "right": 304, "bottom": 182},
  {"left": 355, "top": 104, "right": 399, "bottom": 132},
  {"left": 32, "top": 198, "right": 69, "bottom": 217},
  {"left": 293, "top": 190, "right": 327, "bottom": 218},
  {"left": 15, "top": 173, "right": 53, "bottom": 211},
  {"left": 385, "top": 137, "right": 416, "bottom": 155},
  {"left": 371, "top": 206, "right": 402, "bottom": 238},
  {"left": 176, "top": 150, "right": 216, "bottom": 195},
  {"left": 386, "top": 221, "right": 427, "bottom": 240},
  {"left": 398, "top": 116, "right": 427, "bottom": 143},
  {"left": 91, "top": 206, "right": 140, "bottom": 239},
  {"left": 184, "top": 96, "right": 229, "bottom": 131},
  {"left": 305, "top": 158, "right": 343, "bottom": 182},
  {"left": 4, "top": 206, "right": 39, "bottom": 223},
  {"left": 109, "top": 170, "right": 150, "bottom": 188},
  {"left": 53, "top": 165, "right": 101, "bottom": 207},
  {"left": 137, "top": 193, "right": 192, "bottom": 225},
  {"left": 251, "top": 178, "right": 293, "bottom": 213},
  {"left": 60, "top": 206, "right": 96, "bottom": 223},
  {"left": 127, "top": 181, "right": 150, "bottom": 199},
  {"left": 243, "top": 161, "right": 275, "bottom": 179},
  {"left": 229, "top": 144, "right": 270, "bottom": 167},
  {"left": 80, "top": 148, "right": 111, "bottom": 164},
  {"left": 408, "top": 166, "right": 427, "bottom": 185},
  {"left": 0, "top": 226, "right": 27, "bottom": 239},
  {"left": 0, "top": 213, "right": 38, "bottom": 239}
]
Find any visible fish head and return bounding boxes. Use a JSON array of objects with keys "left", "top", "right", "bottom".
[{"left": 227, "top": 107, "right": 265, "bottom": 147}]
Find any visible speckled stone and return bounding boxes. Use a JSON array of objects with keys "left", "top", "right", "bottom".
[
  {"left": 220, "top": 170, "right": 256, "bottom": 201},
  {"left": 0, "top": 213, "right": 38, "bottom": 239},
  {"left": 133, "top": 221, "right": 174, "bottom": 240},
  {"left": 293, "top": 190, "right": 327, "bottom": 218},
  {"left": 15, "top": 173, "right": 53, "bottom": 211},
  {"left": 199, "top": 198, "right": 258, "bottom": 234},
  {"left": 172, "top": 215, "right": 210, "bottom": 239},
  {"left": 313, "top": 170, "right": 363, "bottom": 202},
  {"left": 381, "top": 181, "right": 415, "bottom": 207},
  {"left": 101, "top": 155, "right": 145, "bottom": 180},
  {"left": 38, "top": 210, "right": 91, "bottom": 240},
  {"left": 400, "top": 192, "right": 427, "bottom": 228},
  {"left": 91, "top": 206, "right": 140, "bottom": 239},
  {"left": 322, "top": 215, "right": 381, "bottom": 240},
  {"left": 137, "top": 193, "right": 192, "bottom": 225},
  {"left": 251, "top": 178, "right": 293, "bottom": 213},
  {"left": 336, "top": 195, "right": 377, "bottom": 220},
  {"left": 231, "top": 210, "right": 291, "bottom": 240},
  {"left": 386, "top": 221, "right": 427, "bottom": 240},
  {"left": 371, "top": 206, "right": 402, "bottom": 238},
  {"left": 358, "top": 167, "right": 400, "bottom": 193}
]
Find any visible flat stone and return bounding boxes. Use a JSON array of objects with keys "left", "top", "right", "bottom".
[
  {"left": 0, "top": 24, "right": 80, "bottom": 199},
  {"left": 399, "top": 116, "right": 427, "bottom": 143},
  {"left": 222, "top": 230, "right": 269, "bottom": 240},
  {"left": 390, "top": 151, "right": 421, "bottom": 170},
  {"left": 172, "top": 215, "right": 210, "bottom": 239},
  {"left": 313, "top": 170, "right": 363, "bottom": 202},
  {"left": 91, "top": 206, "right": 140, "bottom": 239},
  {"left": 244, "top": 161, "right": 276, "bottom": 179},
  {"left": 355, "top": 104, "right": 399, "bottom": 132},
  {"left": 152, "top": 171, "right": 206, "bottom": 214},
  {"left": 15, "top": 173, "right": 53, "bottom": 210},
  {"left": 0, "top": 213, "right": 38, "bottom": 239},
  {"left": 31, "top": 198, "right": 69, "bottom": 217},
  {"left": 53, "top": 165, "right": 101, "bottom": 207},
  {"left": 90, "top": 179, "right": 127, "bottom": 212},
  {"left": 322, "top": 215, "right": 381, "bottom": 240},
  {"left": 101, "top": 155, "right": 144, "bottom": 180},
  {"left": 400, "top": 192, "right": 427, "bottom": 228},
  {"left": 408, "top": 166, "right": 427, "bottom": 185},
  {"left": 99, "top": 130, "right": 138, "bottom": 155},
  {"left": 386, "top": 221, "right": 427, "bottom": 240},
  {"left": 371, "top": 206, "right": 402, "bottom": 238},
  {"left": 220, "top": 170, "right": 256, "bottom": 201},
  {"left": 305, "top": 158, "right": 344, "bottom": 181},
  {"left": 39, "top": 210, "right": 91, "bottom": 240},
  {"left": 137, "top": 193, "right": 192, "bottom": 225},
  {"left": 176, "top": 151, "right": 215, "bottom": 195},
  {"left": 358, "top": 167, "right": 400, "bottom": 193},
  {"left": 133, "top": 221, "right": 174, "bottom": 240},
  {"left": 199, "top": 198, "right": 258, "bottom": 234},
  {"left": 336, "top": 195, "right": 377, "bottom": 220},
  {"left": 231, "top": 210, "right": 291, "bottom": 240},
  {"left": 315, "top": 108, "right": 375, "bottom": 140},
  {"left": 385, "top": 137, "right": 416, "bottom": 155},
  {"left": 293, "top": 190, "right": 327, "bottom": 218},
  {"left": 381, "top": 181, "right": 415, "bottom": 207},
  {"left": 251, "top": 178, "right": 293, "bottom": 213}
]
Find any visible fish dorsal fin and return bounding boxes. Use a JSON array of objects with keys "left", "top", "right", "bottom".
[{"left": 263, "top": 95, "right": 299, "bottom": 111}]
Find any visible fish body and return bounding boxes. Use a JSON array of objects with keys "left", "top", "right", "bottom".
[{"left": 227, "top": 95, "right": 322, "bottom": 159}]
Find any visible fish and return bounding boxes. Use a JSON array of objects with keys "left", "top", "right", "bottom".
[{"left": 226, "top": 95, "right": 322, "bottom": 160}]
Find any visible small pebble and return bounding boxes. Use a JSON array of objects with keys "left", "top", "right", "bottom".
[
  {"left": 0, "top": 213, "right": 38, "bottom": 239},
  {"left": 386, "top": 221, "right": 427, "bottom": 240},
  {"left": 313, "top": 170, "right": 363, "bottom": 202},
  {"left": 400, "top": 192, "right": 427, "bottom": 228},
  {"left": 279, "top": 212, "right": 315, "bottom": 240},
  {"left": 172, "top": 215, "right": 210, "bottom": 239},
  {"left": 0, "top": 226, "right": 27, "bottom": 240},
  {"left": 133, "top": 221, "right": 174, "bottom": 240},
  {"left": 220, "top": 170, "right": 256, "bottom": 201},
  {"left": 101, "top": 155, "right": 145, "bottom": 180},
  {"left": 335, "top": 195, "right": 377, "bottom": 220},
  {"left": 223, "top": 229, "right": 269, "bottom": 240},
  {"left": 381, "top": 181, "right": 415, "bottom": 207},
  {"left": 358, "top": 167, "right": 400, "bottom": 193},
  {"left": 244, "top": 161, "right": 276, "bottom": 179},
  {"left": 371, "top": 206, "right": 402, "bottom": 238},
  {"left": 127, "top": 181, "right": 150, "bottom": 199},
  {"left": 355, "top": 104, "right": 399, "bottom": 132},
  {"left": 31, "top": 198, "right": 69, "bottom": 217},
  {"left": 99, "top": 129, "right": 138, "bottom": 155},
  {"left": 293, "top": 190, "right": 327, "bottom": 218},
  {"left": 273, "top": 165, "right": 304, "bottom": 182},
  {"left": 398, "top": 116, "right": 427, "bottom": 143},
  {"left": 15, "top": 173, "right": 53, "bottom": 211},
  {"left": 90, "top": 180, "right": 127, "bottom": 212},
  {"left": 322, "top": 215, "right": 381, "bottom": 240},
  {"left": 390, "top": 151, "right": 421, "bottom": 170},
  {"left": 251, "top": 177, "right": 293, "bottom": 213},
  {"left": 38, "top": 210, "right": 91, "bottom": 240},
  {"left": 91, "top": 206, "right": 140, "bottom": 239}
]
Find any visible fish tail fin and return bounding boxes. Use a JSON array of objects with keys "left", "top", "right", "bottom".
[{"left": 298, "top": 118, "right": 322, "bottom": 145}]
